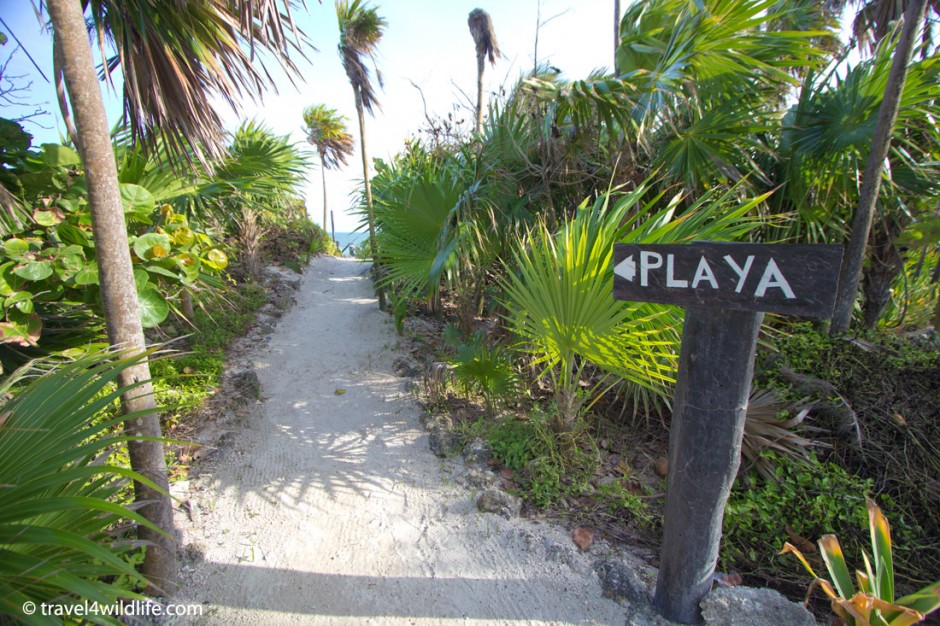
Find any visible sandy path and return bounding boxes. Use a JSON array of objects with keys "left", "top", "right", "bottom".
[{"left": 174, "top": 256, "right": 626, "bottom": 625}]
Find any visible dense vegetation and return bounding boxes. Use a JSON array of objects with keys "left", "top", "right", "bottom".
[
  {"left": 359, "top": 0, "right": 940, "bottom": 621},
  {"left": 2, "top": 0, "right": 939, "bottom": 624}
]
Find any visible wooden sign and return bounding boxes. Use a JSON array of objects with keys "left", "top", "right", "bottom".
[
  {"left": 611, "top": 242, "right": 843, "bottom": 623},
  {"left": 613, "top": 243, "right": 843, "bottom": 317}
]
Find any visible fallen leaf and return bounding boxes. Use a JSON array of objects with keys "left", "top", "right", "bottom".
[
  {"left": 499, "top": 468, "right": 513, "bottom": 480},
  {"left": 653, "top": 456, "right": 669, "bottom": 478},
  {"left": 714, "top": 572, "right": 743, "bottom": 587},
  {"left": 334, "top": 388, "right": 346, "bottom": 396},
  {"left": 785, "top": 525, "right": 816, "bottom": 554},
  {"left": 572, "top": 527, "right": 594, "bottom": 551}
]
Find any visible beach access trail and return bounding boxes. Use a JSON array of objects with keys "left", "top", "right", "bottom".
[{"left": 174, "top": 255, "right": 626, "bottom": 625}]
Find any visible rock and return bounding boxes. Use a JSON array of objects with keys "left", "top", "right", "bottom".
[
  {"left": 428, "top": 428, "right": 461, "bottom": 457},
  {"left": 623, "top": 603, "right": 678, "bottom": 626},
  {"left": 462, "top": 437, "right": 492, "bottom": 465},
  {"left": 476, "top": 489, "right": 521, "bottom": 518},
  {"left": 572, "top": 527, "right": 594, "bottom": 551},
  {"left": 594, "top": 556, "right": 656, "bottom": 606},
  {"left": 459, "top": 468, "right": 500, "bottom": 490},
  {"left": 700, "top": 586, "right": 816, "bottom": 626},
  {"left": 393, "top": 356, "right": 422, "bottom": 378},
  {"left": 421, "top": 413, "right": 453, "bottom": 431},
  {"left": 228, "top": 370, "right": 261, "bottom": 402},
  {"left": 258, "top": 303, "right": 283, "bottom": 318}
]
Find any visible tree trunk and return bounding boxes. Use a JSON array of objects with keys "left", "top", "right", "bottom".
[
  {"left": 861, "top": 215, "right": 906, "bottom": 328},
  {"left": 831, "top": 0, "right": 927, "bottom": 334},
  {"left": 47, "top": 0, "right": 178, "bottom": 595},
  {"left": 320, "top": 149, "right": 329, "bottom": 231},
  {"left": 614, "top": 0, "right": 621, "bottom": 75},
  {"left": 355, "top": 85, "right": 386, "bottom": 311},
  {"left": 475, "top": 52, "right": 485, "bottom": 135}
]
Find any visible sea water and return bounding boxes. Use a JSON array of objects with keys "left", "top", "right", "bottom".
[{"left": 333, "top": 232, "right": 368, "bottom": 256}]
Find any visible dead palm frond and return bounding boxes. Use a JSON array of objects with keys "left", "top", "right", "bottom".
[
  {"left": 468, "top": 8, "right": 501, "bottom": 66},
  {"left": 743, "top": 388, "right": 831, "bottom": 481}
]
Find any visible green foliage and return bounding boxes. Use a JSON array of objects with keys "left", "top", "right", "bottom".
[
  {"left": 486, "top": 408, "right": 599, "bottom": 507},
  {"left": 781, "top": 499, "right": 940, "bottom": 625},
  {"left": 0, "top": 351, "right": 168, "bottom": 624},
  {"left": 723, "top": 451, "right": 873, "bottom": 577},
  {"left": 447, "top": 330, "right": 520, "bottom": 417},
  {"left": 501, "top": 180, "right": 764, "bottom": 429}
]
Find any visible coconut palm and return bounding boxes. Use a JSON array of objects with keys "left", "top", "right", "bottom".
[
  {"left": 303, "top": 104, "right": 355, "bottom": 231},
  {"left": 337, "top": 0, "right": 387, "bottom": 310},
  {"left": 45, "top": 0, "right": 306, "bottom": 590},
  {"left": 468, "top": 8, "right": 501, "bottom": 134}
]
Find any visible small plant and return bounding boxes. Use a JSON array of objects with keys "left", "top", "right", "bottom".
[
  {"left": 449, "top": 330, "right": 520, "bottom": 417},
  {"left": 780, "top": 499, "right": 940, "bottom": 625}
]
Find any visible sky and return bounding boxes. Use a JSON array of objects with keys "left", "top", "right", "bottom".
[{"left": 1, "top": 1, "right": 617, "bottom": 233}]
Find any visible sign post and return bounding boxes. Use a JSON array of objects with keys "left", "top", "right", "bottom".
[{"left": 612, "top": 242, "right": 842, "bottom": 624}]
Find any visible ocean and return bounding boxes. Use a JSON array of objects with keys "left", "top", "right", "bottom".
[{"left": 333, "top": 232, "right": 368, "bottom": 256}]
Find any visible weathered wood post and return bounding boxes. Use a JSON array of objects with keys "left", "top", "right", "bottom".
[{"left": 613, "top": 242, "right": 843, "bottom": 624}]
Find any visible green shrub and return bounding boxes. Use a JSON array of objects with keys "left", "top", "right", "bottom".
[
  {"left": 723, "top": 451, "right": 873, "bottom": 578},
  {"left": 0, "top": 351, "right": 167, "bottom": 624}
]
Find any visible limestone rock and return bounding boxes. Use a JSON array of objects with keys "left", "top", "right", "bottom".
[
  {"left": 462, "top": 437, "right": 492, "bottom": 465},
  {"left": 476, "top": 489, "right": 521, "bottom": 518},
  {"left": 700, "top": 586, "right": 816, "bottom": 626},
  {"left": 428, "top": 428, "right": 461, "bottom": 458}
]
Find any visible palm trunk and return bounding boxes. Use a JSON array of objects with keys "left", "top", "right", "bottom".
[
  {"left": 614, "top": 0, "right": 621, "bottom": 74},
  {"left": 47, "top": 0, "right": 178, "bottom": 594},
  {"left": 475, "top": 52, "right": 485, "bottom": 135},
  {"left": 320, "top": 149, "right": 329, "bottom": 232},
  {"left": 355, "top": 85, "right": 386, "bottom": 310},
  {"left": 831, "top": 0, "right": 927, "bottom": 334}
]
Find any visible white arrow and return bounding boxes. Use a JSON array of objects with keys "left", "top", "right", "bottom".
[{"left": 614, "top": 255, "right": 636, "bottom": 282}]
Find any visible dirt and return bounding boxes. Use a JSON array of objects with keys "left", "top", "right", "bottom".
[{"left": 172, "top": 256, "right": 627, "bottom": 625}]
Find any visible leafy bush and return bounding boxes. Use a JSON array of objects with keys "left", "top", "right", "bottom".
[
  {"left": 723, "top": 451, "right": 873, "bottom": 580},
  {"left": 0, "top": 351, "right": 167, "bottom": 624},
  {"left": 448, "top": 331, "right": 520, "bottom": 417}
]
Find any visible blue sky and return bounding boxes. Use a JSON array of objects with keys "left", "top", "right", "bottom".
[{"left": 1, "top": 1, "right": 615, "bottom": 232}]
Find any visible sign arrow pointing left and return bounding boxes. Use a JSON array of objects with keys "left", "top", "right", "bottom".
[{"left": 614, "top": 255, "right": 636, "bottom": 282}]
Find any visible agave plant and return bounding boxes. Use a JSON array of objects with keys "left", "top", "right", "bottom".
[
  {"left": 780, "top": 499, "right": 940, "bottom": 625},
  {"left": 0, "top": 350, "right": 171, "bottom": 624},
  {"left": 500, "top": 180, "right": 766, "bottom": 431}
]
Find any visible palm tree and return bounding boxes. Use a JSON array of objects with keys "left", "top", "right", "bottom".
[
  {"left": 831, "top": 0, "right": 929, "bottom": 333},
  {"left": 303, "top": 104, "right": 355, "bottom": 231},
  {"left": 46, "top": 0, "right": 306, "bottom": 591},
  {"left": 467, "top": 8, "right": 500, "bottom": 135},
  {"left": 337, "top": 0, "right": 387, "bottom": 310}
]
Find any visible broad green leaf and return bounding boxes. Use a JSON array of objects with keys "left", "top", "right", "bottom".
[
  {"left": 0, "top": 262, "right": 19, "bottom": 296},
  {"left": 202, "top": 248, "right": 228, "bottom": 270},
  {"left": 137, "top": 287, "right": 169, "bottom": 328},
  {"left": 120, "top": 183, "right": 156, "bottom": 216},
  {"left": 56, "top": 223, "right": 92, "bottom": 247},
  {"left": 133, "top": 233, "right": 172, "bottom": 261},
  {"left": 820, "top": 534, "right": 855, "bottom": 599},
  {"left": 40, "top": 143, "right": 81, "bottom": 167},
  {"left": 5, "top": 291, "right": 34, "bottom": 314},
  {"left": 0, "top": 311, "right": 41, "bottom": 346},
  {"left": 170, "top": 225, "right": 195, "bottom": 246},
  {"left": 868, "top": 498, "right": 895, "bottom": 602},
  {"left": 3, "top": 238, "right": 29, "bottom": 258},
  {"left": 897, "top": 582, "right": 940, "bottom": 620},
  {"left": 74, "top": 266, "right": 100, "bottom": 286},
  {"left": 13, "top": 260, "right": 54, "bottom": 282},
  {"left": 33, "top": 207, "right": 64, "bottom": 226},
  {"left": 133, "top": 268, "right": 150, "bottom": 291}
]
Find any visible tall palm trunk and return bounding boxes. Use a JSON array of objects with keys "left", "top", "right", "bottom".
[
  {"left": 320, "top": 151, "right": 329, "bottom": 231},
  {"left": 355, "top": 85, "right": 386, "bottom": 310},
  {"left": 46, "top": 0, "right": 177, "bottom": 594},
  {"left": 475, "top": 51, "right": 485, "bottom": 134},
  {"left": 614, "top": 0, "right": 621, "bottom": 74},
  {"left": 831, "top": 0, "right": 927, "bottom": 334}
]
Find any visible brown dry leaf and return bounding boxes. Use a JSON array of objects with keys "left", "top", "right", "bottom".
[
  {"left": 786, "top": 526, "right": 817, "bottom": 554},
  {"left": 714, "top": 572, "right": 743, "bottom": 587},
  {"left": 653, "top": 456, "right": 669, "bottom": 478},
  {"left": 572, "top": 527, "right": 594, "bottom": 551}
]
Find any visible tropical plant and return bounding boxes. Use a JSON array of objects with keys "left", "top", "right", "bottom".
[
  {"left": 832, "top": 0, "right": 931, "bottom": 333},
  {"left": 448, "top": 330, "right": 519, "bottom": 418},
  {"left": 337, "top": 0, "right": 387, "bottom": 310},
  {"left": 741, "top": 388, "right": 828, "bottom": 481},
  {"left": 501, "top": 181, "right": 765, "bottom": 431},
  {"left": 467, "top": 8, "right": 500, "bottom": 135},
  {"left": 46, "top": 0, "right": 307, "bottom": 587},
  {"left": 0, "top": 350, "right": 171, "bottom": 624},
  {"left": 781, "top": 499, "right": 940, "bottom": 625},
  {"left": 303, "top": 104, "right": 354, "bottom": 231}
]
